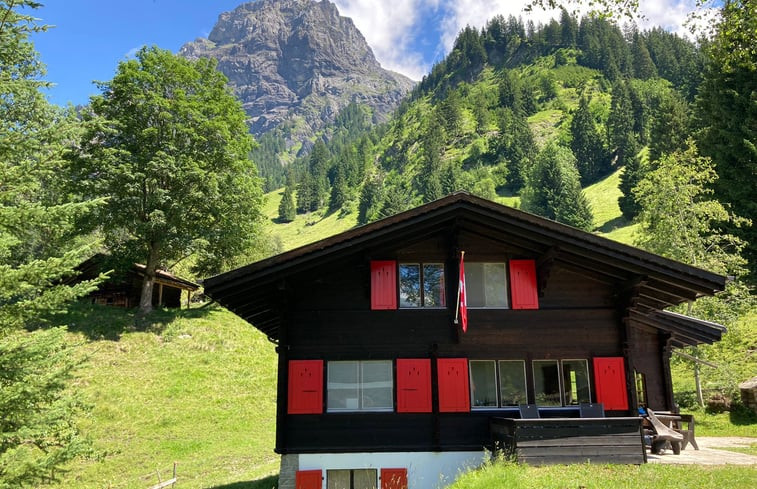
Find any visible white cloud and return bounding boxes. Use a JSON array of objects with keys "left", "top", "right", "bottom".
[
  {"left": 332, "top": 0, "right": 439, "bottom": 80},
  {"left": 331, "top": 1, "right": 710, "bottom": 81}
]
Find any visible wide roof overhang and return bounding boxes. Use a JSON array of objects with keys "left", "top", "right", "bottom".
[{"left": 203, "top": 192, "right": 727, "bottom": 345}]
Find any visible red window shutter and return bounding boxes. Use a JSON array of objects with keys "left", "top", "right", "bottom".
[
  {"left": 593, "top": 357, "right": 629, "bottom": 410},
  {"left": 288, "top": 360, "right": 323, "bottom": 414},
  {"left": 437, "top": 358, "right": 470, "bottom": 412},
  {"left": 509, "top": 259, "right": 539, "bottom": 310},
  {"left": 371, "top": 260, "right": 397, "bottom": 310},
  {"left": 396, "top": 359, "right": 432, "bottom": 413},
  {"left": 296, "top": 469, "right": 322, "bottom": 489},
  {"left": 381, "top": 468, "right": 408, "bottom": 489}
]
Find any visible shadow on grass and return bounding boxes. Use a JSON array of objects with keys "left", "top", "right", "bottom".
[
  {"left": 210, "top": 475, "right": 278, "bottom": 489},
  {"left": 57, "top": 301, "right": 216, "bottom": 341},
  {"left": 730, "top": 404, "right": 757, "bottom": 426},
  {"left": 596, "top": 215, "right": 630, "bottom": 233}
]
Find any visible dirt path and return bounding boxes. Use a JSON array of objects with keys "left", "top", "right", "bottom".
[{"left": 647, "top": 436, "right": 757, "bottom": 465}]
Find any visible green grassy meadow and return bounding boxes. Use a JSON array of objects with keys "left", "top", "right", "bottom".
[{"left": 49, "top": 305, "right": 279, "bottom": 489}]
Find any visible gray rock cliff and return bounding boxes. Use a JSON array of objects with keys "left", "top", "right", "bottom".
[{"left": 180, "top": 0, "right": 414, "bottom": 151}]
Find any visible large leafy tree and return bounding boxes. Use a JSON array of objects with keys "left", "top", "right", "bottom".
[
  {"left": 68, "top": 46, "right": 263, "bottom": 315},
  {"left": 1, "top": 1, "right": 102, "bottom": 486},
  {"left": 521, "top": 142, "right": 593, "bottom": 230},
  {"left": 696, "top": 0, "right": 757, "bottom": 283},
  {"left": 634, "top": 140, "right": 747, "bottom": 277}
]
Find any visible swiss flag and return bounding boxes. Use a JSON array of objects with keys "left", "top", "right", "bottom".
[{"left": 459, "top": 252, "right": 468, "bottom": 332}]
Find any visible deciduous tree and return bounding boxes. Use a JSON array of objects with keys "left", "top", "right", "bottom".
[{"left": 68, "top": 46, "right": 263, "bottom": 316}]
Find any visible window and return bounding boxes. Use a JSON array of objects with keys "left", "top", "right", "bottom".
[
  {"left": 470, "top": 361, "right": 498, "bottom": 407},
  {"left": 533, "top": 359, "right": 591, "bottom": 407},
  {"left": 469, "top": 360, "right": 527, "bottom": 408},
  {"left": 327, "top": 361, "right": 393, "bottom": 412},
  {"left": 561, "top": 359, "right": 591, "bottom": 405},
  {"left": 635, "top": 371, "right": 647, "bottom": 408},
  {"left": 499, "top": 360, "right": 528, "bottom": 406},
  {"left": 327, "top": 469, "right": 377, "bottom": 489},
  {"left": 465, "top": 262, "right": 508, "bottom": 308},
  {"left": 533, "top": 360, "right": 561, "bottom": 406},
  {"left": 399, "top": 263, "right": 445, "bottom": 307}
]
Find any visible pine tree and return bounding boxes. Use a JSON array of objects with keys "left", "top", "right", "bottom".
[
  {"left": 570, "top": 94, "right": 607, "bottom": 184},
  {"left": 521, "top": 143, "right": 593, "bottom": 230},
  {"left": 696, "top": 0, "right": 757, "bottom": 283},
  {"left": 631, "top": 31, "right": 657, "bottom": 80},
  {"left": 1, "top": 2, "right": 102, "bottom": 485},
  {"left": 607, "top": 79, "right": 637, "bottom": 168},
  {"left": 278, "top": 185, "right": 296, "bottom": 222},
  {"left": 648, "top": 90, "right": 690, "bottom": 164},
  {"left": 618, "top": 153, "right": 645, "bottom": 220}
]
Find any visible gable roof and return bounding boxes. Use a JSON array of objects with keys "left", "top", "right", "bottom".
[{"left": 203, "top": 192, "right": 726, "bottom": 345}]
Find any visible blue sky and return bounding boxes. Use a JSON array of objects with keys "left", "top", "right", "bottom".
[{"left": 31, "top": 1, "right": 708, "bottom": 107}]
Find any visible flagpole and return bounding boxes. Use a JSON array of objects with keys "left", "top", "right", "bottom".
[{"left": 454, "top": 250, "right": 464, "bottom": 324}]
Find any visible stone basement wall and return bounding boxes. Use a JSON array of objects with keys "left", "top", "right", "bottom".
[
  {"left": 278, "top": 454, "right": 299, "bottom": 489},
  {"left": 739, "top": 376, "right": 757, "bottom": 414}
]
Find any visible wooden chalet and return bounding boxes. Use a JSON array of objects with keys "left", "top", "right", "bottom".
[
  {"left": 203, "top": 192, "right": 726, "bottom": 489},
  {"left": 77, "top": 257, "right": 199, "bottom": 308}
]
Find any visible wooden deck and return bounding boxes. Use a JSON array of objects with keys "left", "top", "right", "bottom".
[{"left": 490, "top": 417, "right": 646, "bottom": 465}]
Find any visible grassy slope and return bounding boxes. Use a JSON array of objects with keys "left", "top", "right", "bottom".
[{"left": 50, "top": 305, "right": 279, "bottom": 489}]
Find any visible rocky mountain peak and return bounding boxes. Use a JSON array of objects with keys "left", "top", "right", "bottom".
[{"left": 180, "top": 0, "right": 413, "bottom": 151}]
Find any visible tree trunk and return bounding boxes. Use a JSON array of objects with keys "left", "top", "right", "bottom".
[{"left": 137, "top": 243, "right": 160, "bottom": 318}]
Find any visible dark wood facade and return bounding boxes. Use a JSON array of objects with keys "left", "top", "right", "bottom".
[{"left": 204, "top": 193, "right": 726, "bottom": 461}]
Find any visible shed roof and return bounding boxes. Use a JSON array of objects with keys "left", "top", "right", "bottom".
[{"left": 204, "top": 192, "right": 726, "bottom": 345}]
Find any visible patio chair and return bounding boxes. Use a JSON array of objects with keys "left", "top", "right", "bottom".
[
  {"left": 646, "top": 409, "right": 684, "bottom": 455},
  {"left": 579, "top": 402, "right": 605, "bottom": 418},
  {"left": 519, "top": 403, "right": 540, "bottom": 419}
]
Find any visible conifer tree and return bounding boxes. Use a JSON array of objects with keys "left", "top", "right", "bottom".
[
  {"left": 696, "top": 0, "right": 757, "bottom": 282},
  {"left": 521, "top": 143, "right": 593, "bottom": 230},
  {"left": 1, "top": 2, "right": 102, "bottom": 485},
  {"left": 607, "top": 79, "right": 637, "bottom": 167},
  {"left": 649, "top": 90, "right": 690, "bottom": 164},
  {"left": 278, "top": 185, "right": 296, "bottom": 222},
  {"left": 570, "top": 94, "right": 607, "bottom": 183},
  {"left": 618, "top": 153, "right": 645, "bottom": 220}
]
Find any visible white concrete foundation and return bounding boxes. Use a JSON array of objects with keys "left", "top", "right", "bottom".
[{"left": 289, "top": 450, "right": 487, "bottom": 489}]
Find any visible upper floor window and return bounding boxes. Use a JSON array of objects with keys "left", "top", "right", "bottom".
[
  {"left": 465, "top": 262, "right": 509, "bottom": 308},
  {"left": 399, "top": 263, "right": 445, "bottom": 308},
  {"left": 327, "top": 360, "right": 393, "bottom": 412}
]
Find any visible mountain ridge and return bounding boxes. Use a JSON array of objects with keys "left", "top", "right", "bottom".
[{"left": 179, "top": 0, "right": 413, "bottom": 154}]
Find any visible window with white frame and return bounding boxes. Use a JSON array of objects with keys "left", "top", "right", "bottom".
[
  {"left": 469, "top": 360, "right": 527, "bottom": 408},
  {"left": 327, "top": 360, "right": 393, "bottom": 412},
  {"left": 399, "top": 263, "right": 445, "bottom": 308},
  {"left": 465, "top": 262, "right": 509, "bottom": 308}
]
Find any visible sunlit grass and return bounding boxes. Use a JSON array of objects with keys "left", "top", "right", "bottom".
[
  {"left": 448, "top": 460, "right": 757, "bottom": 489},
  {"left": 48, "top": 304, "right": 279, "bottom": 489}
]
